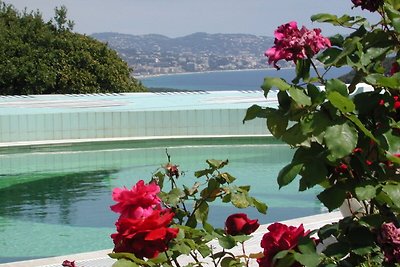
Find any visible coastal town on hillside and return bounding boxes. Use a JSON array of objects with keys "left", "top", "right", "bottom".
[{"left": 92, "top": 32, "right": 296, "bottom": 76}]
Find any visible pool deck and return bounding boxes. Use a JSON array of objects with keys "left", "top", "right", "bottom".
[
  {"left": 0, "top": 211, "right": 342, "bottom": 267},
  {"left": 0, "top": 90, "right": 273, "bottom": 115}
]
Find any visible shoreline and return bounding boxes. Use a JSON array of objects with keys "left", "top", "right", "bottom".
[{"left": 135, "top": 67, "right": 295, "bottom": 79}]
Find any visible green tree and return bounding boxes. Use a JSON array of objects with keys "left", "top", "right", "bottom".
[{"left": 0, "top": 1, "right": 146, "bottom": 95}]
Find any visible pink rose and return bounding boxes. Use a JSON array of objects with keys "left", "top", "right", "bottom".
[
  {"left": 377, "top": 222, "right": 400, "bottom": 263},
  {"left": 111, "top": 180, "right": 161, "bottom": 219},
  {"left": 111, "top": 209, "right": 179, "bottom": 259},
  {"left": 258, "top": 223, "right": 310, "bottom": 267},
  {"left": 265, "top": 21, "right": 331, "bottom": 69},
  {"left": 225, "top": 213, "right": 260, "bottom": 236}
]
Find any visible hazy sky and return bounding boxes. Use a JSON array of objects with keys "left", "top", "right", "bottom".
[{"left": 5, "top": 0, "right": 378, "bottom": 37}]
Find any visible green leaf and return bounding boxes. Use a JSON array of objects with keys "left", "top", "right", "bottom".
[
  {"left": 382, "top": 183, "right": 400, "bottom": 208},
  {"left": 311, "top": 13, "right": 339, "bottom": 23},
  {"left": 323, "top": 242, "right": 350, "bottom": 258},
  {"left": 345, "top": 114, "right": 377, "bottom": 143},
  {"left": 311, "top": 111, "right": 332, "bottom": 138},
  {"left": 112, "top": 259, "right": 140, "bottom": 267},
  {"left": 198, "top": 244, "right": 212, "bottom": 258},
  {"left": 165, "top": 188, "right": 184, "bottom": 206},
  {"left": 300, "top": 160, "right": 328, "bottom": 189},
  {"left": 203, "top": 221, "right": 214, "bottom": 234},
  {"left": 252, "top": 197, "right": 268, "bottom": 214},
  {"left": 219, "top": 172, "right": 236, "bottom": 183},
  {"left": 383, "top": 128, "right": 400, "bottom": 155},
  {"left": 307, "top": 83, "right": 326, "bottom": 105},
  {"left": 355, "top": 183, "right": 377, "bottom": 201},
  {"left": 327, "top": 91, "right": 355, "bottom": 113},
  {"left": 243, "top": 104, "right": 267, "bottom": 123},
  {"left": 317, "top": 186, "right": 347, "bottom": 211},
  {"left": 385, "top": 4, "right": 400, "bottom": 32},
  {"left": 207, "top": 159, "right": 229, "bottom": 169},
  {"left": 109, "top": 254, "right": 149, "bottom": 266},
  {"left": 297, "top": 236, "right": 317, "bottom": 254},
  {"left": 317, "top": 48, "right": 343, "bottom": 66},
  {"left": 266, "top": 109, "right": 288, "bottom": 138},
  {"left": 231, "top": 192, "right": 250, "bottom": 208},
  {"left": 220, "top": 256, "right": 241, "bottom": 267},
  {"left": 289, "top": 87, "right": 312, "bottom": 106},
  {"left": 294, "top": 253, "right": 319, "bottom": 267},
  {"left": 194, "top": 168, "right": 213, "bottom": 178},
  {"left": 281, "top": 123, "right": 308, "bottom": 146},
  {"left": 365, "top": 73, "right": 400, "bottom": 88},
  {"left": 174, "top": 242, "right": 193, "bottom": 255},
  {"left": 277, "top": 162, "right": 303, "bottom": 188},
  {"left": 261, "top": 77, "right": 291, "bottom": 96},
  {"left": 324, "top": 123, "right": 357, "bottom": 160},
  {"left": 218, "top": 236, "right": 236, "bottom": 249},
  {"left": 273, "top": 250, "right": 296, "bottom": 267},
  {"left": 311, "top": 13, "right": 367, "bottom": 27},
  {"left": 195, "top": 201, "right": 209, "bottom": 223},
  {"left": 292, "top": 59, "right": 310, "bottom": 84},
  {"left": 325, "top": 79, "right": 348, "bottom": 96},
  {"left": 186, "top": 214, "right": 197, "bottom": 228},
  {"left": 278, "top": 91, "right": 291, "bottom": 110}
]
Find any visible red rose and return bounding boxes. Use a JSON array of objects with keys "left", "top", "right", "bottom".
[
  {"left": 62, "top": 260, "right": 76, "bottom": 267},
  {"left": 257, "top": 223, "right": 310, "bottom": 267},
  {"left": 390, "top": 62, "right": 400, "bottom": 76},
  {"left": 225, "top": 213, "right": 260, "bottom": 236},
  {"left": 111, "top": 209, "right": 178, "bottom": 259},
  {"left": 111, "top": 180, "right": 161, "bottom": 219},
  {"left": 165, "top": 163, "right": 180, "bottom": 178},
  {"left": 351, "top": 0, "right": 383, "bottom": 12}
]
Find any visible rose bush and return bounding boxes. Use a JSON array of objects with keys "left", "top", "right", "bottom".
[
  {"left": 244, "top": 0, "right": 400, "bottom": 265},
  {"left": 104, "top": 0, "right": 400, "bottom": 266},
  {"left": 109, "top": 158, "right": 267, "bottom": 267}
]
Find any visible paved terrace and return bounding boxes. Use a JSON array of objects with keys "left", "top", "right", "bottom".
[{"left": 0, "top": 212, "right": 343, "bottom": 267}]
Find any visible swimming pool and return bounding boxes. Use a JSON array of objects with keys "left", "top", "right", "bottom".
[{"left": 0, "top": 137, "right": 324, "bottom": 263}]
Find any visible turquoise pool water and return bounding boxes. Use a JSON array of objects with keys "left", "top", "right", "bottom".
[{"left": 0, "top": 138, "right": 324, "bottom": 263}]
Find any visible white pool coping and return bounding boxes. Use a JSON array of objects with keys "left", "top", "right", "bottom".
[{"left": 0, "top": 211, "right": 342, "bottom": 267}]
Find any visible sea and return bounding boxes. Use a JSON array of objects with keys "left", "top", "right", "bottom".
[{"left": 139, "top": 67, "right": 352, "bottom": 91}]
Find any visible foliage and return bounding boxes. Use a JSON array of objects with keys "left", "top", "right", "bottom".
[
  {"left": 109, "top": 154, "right": 266, "bottom": 267},
  {"left": 244, "top": 0, "right": 400, "bottom": 266},
  {"left": 0, "top": 1, "right": 146, "bottom": 95}
]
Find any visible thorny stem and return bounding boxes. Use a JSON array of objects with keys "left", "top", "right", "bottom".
[
  {"left": 173, "top": 257, "right": 181, "bottom": 267},
  {"left": 242, "top": 242, "right": 250, "bottom": 267},
  {"left": 164, "top": 251, "right": 175, "bottom": 267},
  {"left": 189, "top": 251, "right": 201, "bottom": 266},
  {"left": 216, "top": 249, "right": 226, "bottom": 267},
  {"left": 309, "top": 59, "right": 325, "bottom": 84}
]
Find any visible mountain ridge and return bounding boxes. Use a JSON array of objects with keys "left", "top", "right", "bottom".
[{"left": 90, "top": 32, "right": 277, "bottom": 75}]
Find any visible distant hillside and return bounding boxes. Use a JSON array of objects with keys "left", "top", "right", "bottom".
[{"left": 91, "top": 32, "right": 276, "bottom": 75}]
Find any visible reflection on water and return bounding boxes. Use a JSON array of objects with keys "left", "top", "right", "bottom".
[
  {"left": 0, "top": 170, "right": 116, "bottom": 227},
  {"left": 0, "top": 138, "right": 324, "bottom": 262}
]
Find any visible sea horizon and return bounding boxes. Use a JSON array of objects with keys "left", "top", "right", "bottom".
[
  {"left": 135, "top": 67, "right": 283, "bottom": 79},
  {"left": 140, "top": 67, "right": 351, "bottom": 91}
]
